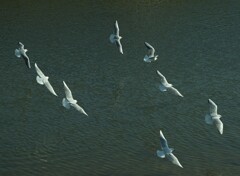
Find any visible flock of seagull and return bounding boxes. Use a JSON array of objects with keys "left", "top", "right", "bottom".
[
  {"left": 109, "top": 20, "right": 224, "bottom": 169},
  {"left": 15, "top": 20, "right": 224, "bottom": 169},
  {"left": 15, "top": 42, "right": 89, "bottom": 116}
]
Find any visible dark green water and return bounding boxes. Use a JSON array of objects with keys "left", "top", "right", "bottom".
[{"left": 1, "top": 0, "right": 240, "bottom": 175}]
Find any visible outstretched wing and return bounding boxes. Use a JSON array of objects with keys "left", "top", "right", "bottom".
[
  {"left": 114, "top": 20, "right": 119, "bottom": 36},
  {"left": 63, "top": 81, "right": 74, "bottom": 99},
  {"left": 144, "top": 42, "right": 155, "bottom": 56},
  {"left": 168, "top": 87, "right": 184, "bottom": 97},
  {"left": 116, "top": 40, "right": 123, "bottom": 54},
  {"left": 156, "top": 70, "right": 169, "bottom": 85},
  {"left": 166, "top": 153, "right": 183, "bottom": 168},
  {"left": 159, "top": 130, "right": 169, "bottom": 149},
  {"left": 72, "top": 103, "right": 88, "bottom": 116},
  {"left": 34, "top": 63, "right": 45, "bottom": 77},
  {"left": 22, "top": 53, "right": 31, "bottom": 68},
  {"left": 214, "top": 118, "right": 223, "bottom": 134},
  {"left": 45, "top": 81, "right": 58, "bottom": 96},
  {"left": 208, "top": 99, "right": 218, "bottom": 115},
  {"left": 18, "top": 42, "right": 24, "bottom": 49}
]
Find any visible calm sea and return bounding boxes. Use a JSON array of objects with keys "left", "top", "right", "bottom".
[{"left": 0, "top": 0, "right": 240, "bottom": 175}]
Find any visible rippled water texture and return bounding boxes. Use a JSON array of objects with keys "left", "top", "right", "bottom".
[{"left": 0, "top": 0, "right": 240, "bottom": 175}]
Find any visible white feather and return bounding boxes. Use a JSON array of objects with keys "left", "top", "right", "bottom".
[
  {"left": 62, "top": 98, "right": 70, "bottom": 109},
  {"left": 15, "top": 49, "right": 21, "bottom": 58},
  {"left": 36, "top": 76, "right": 44, "bottom": 85},
  {"left": 157, "top": 150, "right": 165, "bottom": 158},
  {"left": 166, "top": 153, "right": 183, "bottom": 168},
  {"left": 109, "top": 34, "right": 115, "bottom": 43}
]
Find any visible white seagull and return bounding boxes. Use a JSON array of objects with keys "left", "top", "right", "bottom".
[
  {"left": 144, "top": 42, "right": 158, "bottom": 62},
  {"left": 157, "top": 70, "right": 183, "bottom": 97},
  {"left": 157, "top": 130, "right": 183, "bottom": 168},
  {"left": 109, "top": 20, "right": 123, "bottom": 54},
  {"left": 205, "top": 99, "right": 223, "bottom": 134},
  {"left": 34, "top": 63, "right": 58, "bottom": 96},
  {"left": 62, "top": 81, "right": 88, "bottom": 116},
  {"left": 15, "top": 42, "right": 31, "bottom": 68}
]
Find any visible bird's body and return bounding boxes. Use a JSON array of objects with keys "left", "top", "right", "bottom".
[
  {"left": 157, "top": 70, "right": 183, "bottom": 97},
  {"left": 15, "top": 42, "right": 31, "bottom": 68},
  {"left": 109, "top": 20, "right": 123, "bottom": 54},
  {"left": 157, "top": 130, "right": 183, "bottom": 168},
  {"left": 205, "top": 99, "right": 223, "bottom": 134},
  {"left": 62, "top": 81, "right": 88, "bottom": 116},
  {"left": 34, "top": 63, "right": 57, "bottom": 96},
  {"left": 144, "top": 42, "right": 158, "bottom": 62}
]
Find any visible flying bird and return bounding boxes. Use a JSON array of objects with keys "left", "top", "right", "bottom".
[
  {"left": 62, "top": 81, "right": 88, "bottom": 116},
  {"left": 157, "top": 70, "right": 183, "bottom": 97},
  {"left": 205, "top": 99, "right": 223, "bottom": 134},
  {"left": 157, "top": 130, "right": 183, "bottom": 168},
  {"left": 143, "top": 42, "right": 158, "bottom": 62},
  {"left": 15, "top": 42, "right": 31, "bottom": 68},
  {"left": 109, "top": 20, "right": 123, "bottom": 54},
  {"left": 34, "top": 63, "right": 58, "bottom": 96}
]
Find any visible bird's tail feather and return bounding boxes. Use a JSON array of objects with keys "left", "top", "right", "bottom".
[
  {"left": 157, "top": 150, "right": 165, "bottom": 158},
  {"left": 36, "top": 76, "right": 44, "bottom": 85},
  {"left": 109, "top": 34, "right": 115, "bottom": 43},
  {"left": 205, "top": 114, "right": 213, "bottom": 124},
  {"left": 15, "top": 49, "right": 21, "bottom": 58},
  {"left": 62, "top": 98, "right": 70, "bottom": 109},
  {"left": 159, "top": 84, "right": 167, "bottom": 92},
  {"left": 143, "top": 55, "right": 151, "bottom": 62}
]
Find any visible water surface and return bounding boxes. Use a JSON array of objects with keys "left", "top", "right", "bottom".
[{"left": 0, "top": 0, "right": 240, "bottom": 175}]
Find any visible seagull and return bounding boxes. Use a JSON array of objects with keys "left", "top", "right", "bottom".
[
  {"left": 62, "top": 81, "right": 88, "bottom": 116},
  {"left": 143, "top": 42, "right": 158, "bottom": 62},
  {"left": 205, "top": 99, "right": 223, "bottom": 134},
  {"left": 157, "top": 70, "right": 183, "bottom": 97},
  {"left": 157, "top": 130, "right": 183, "bottom": 168},
  {"left": 15, "top": 42, "right": 31, "bottom": 68},
  {"left": 109, "top": 20, "right": 123, "bottom": 54},
  {"left": 34, "top": 63, "right": 58, "bottom": 96}
]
